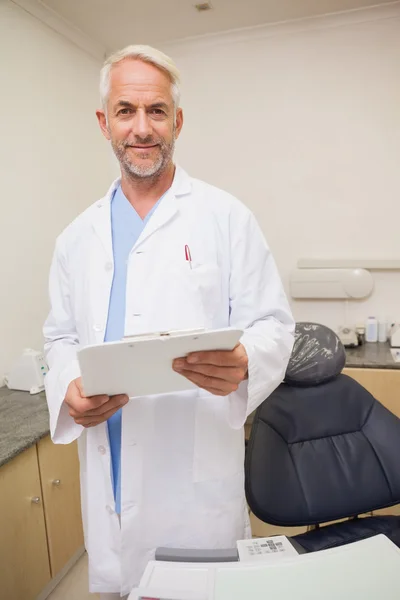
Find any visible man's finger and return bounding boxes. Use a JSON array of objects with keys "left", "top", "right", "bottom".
[
  {"left": 75, "top": 377, "right": 86, "bottom": 398},
  {"left": 75, "top": 379, "right": 114, "bottom": 409},
  {"left": 178, "top": 369, "right": 238, "bottom": 394},
  {"left": 82, "top": 394, "right": 128, "bottom": 417},
  {"left": 70, "top": 394, "right": 128, "bottom": 418},
  {"left": 174, "top": 362, "right": 244, "bottom": 384},
  {"left": 186, "top": 345, "right": 247, "bottom": 369},
  {"left": 185, "top": 350, "right": 237, "bottom": 367},
  {"left": 66, "top": 393, "right": 110, "bottom": 414},
  {"left": 73, "top": 401, "right": 127, "bottom": 427}
]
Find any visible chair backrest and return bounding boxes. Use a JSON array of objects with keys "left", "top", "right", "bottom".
[{"left": 245, "top": 323, "right": 400, "bottom": 526}]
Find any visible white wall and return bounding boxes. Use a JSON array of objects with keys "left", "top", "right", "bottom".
[
  {"left": 0, "top": 1, "right": 113, "bottom": 379},
  {"left": 164, "top": 4, "right": 400, "bottom": 333},
  {"left": 1, "top": 2, "right": 398, "bottom": 383}
]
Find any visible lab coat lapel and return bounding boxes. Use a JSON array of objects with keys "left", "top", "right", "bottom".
[
  {"left": 132, "top": 189, "right": 178, "bottom": 251},
  {"left": 89, "top": 180, "right": 119, "bottom": 343},
  {"left": 91, "top": 166, "right": 192, "bottom": 255},
  {"left": 132, "top": 166, "right": 192, "bottom": 252},
  {"left": 91, "top": 179, "right": 119, "bottom": 261}
]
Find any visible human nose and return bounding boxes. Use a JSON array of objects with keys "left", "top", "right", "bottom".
[{"left": 132, "top": 108, "right": 152, "bottom": 139}]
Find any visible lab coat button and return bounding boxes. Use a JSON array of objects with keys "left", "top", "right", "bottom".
[
  {"left": 93, "top": 323, "right": 104, "bottom": 332},
  {"left": 98, "top": 445, "right": 106, "bottom": 455},
  {"left": 105, "top": 262, "right": 113, "bottom": 272}
]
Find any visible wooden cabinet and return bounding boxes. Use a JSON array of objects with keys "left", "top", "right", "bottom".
[
  {"left": 0, "top": 446, "right": 51, "bottom": 600},
  {"left": 343, "top": 368, "right": 400, "bottom": 418},
  {"left": 37, "top": 437, "right": 84, "bottom": 577},
  {"left": 0, "top": 437, "right": 84, "bottom": 600}
]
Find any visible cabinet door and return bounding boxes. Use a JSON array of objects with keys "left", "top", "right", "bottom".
[
  {"left": 343, "top": 368, "right": 400, "bottom": 417},
  {"left": 0, "top": 446, "right": 51, "bottom": 600},
  {"left": 37, "top": 436, "right": 84, "bottom": 577}
]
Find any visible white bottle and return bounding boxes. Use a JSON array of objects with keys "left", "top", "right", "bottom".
[
  {"left": 378, "top": 320, "right": 387, "bottom": 343},
  {"left": 366, "top": 317, "right": 378, "bottom": 342}
]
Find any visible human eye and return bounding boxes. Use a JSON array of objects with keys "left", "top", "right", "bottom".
[
  {"left": 150, "top": 108, "right": 167, "bottom": 118},
  {"left": 116, "top": 106, "right": 134, "bottom": 116}
]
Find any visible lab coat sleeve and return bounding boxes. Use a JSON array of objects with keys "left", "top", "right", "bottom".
[
  {"left": 227, "top": 207, "right": 295, "bottom": 429},
  {"left": 43, "top": 236, "right": 84, "bottom": 444}
]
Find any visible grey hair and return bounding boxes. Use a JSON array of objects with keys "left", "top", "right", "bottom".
[{"left": 100, "top": 44, "right": 181, "bottom": 113}]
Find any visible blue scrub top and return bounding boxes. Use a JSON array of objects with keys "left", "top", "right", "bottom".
[{"left": 104, "top": 184, "right": 164, "bottom": 514}]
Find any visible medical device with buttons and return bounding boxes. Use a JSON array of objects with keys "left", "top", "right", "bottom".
[{"left": 4, "top": 349, "right": 48, "bottom": 395}]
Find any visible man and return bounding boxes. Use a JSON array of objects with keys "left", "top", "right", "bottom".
[{"left": 44, "top": 45, "right": 294, "bottom": 599}]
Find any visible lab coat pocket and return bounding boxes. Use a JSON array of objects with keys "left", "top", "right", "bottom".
[
  {"left": 191, "top": 263, "right": 222, "bottom": 325},
  {"left": 192, "top": 390, "right": 244, "bottom": 483}
]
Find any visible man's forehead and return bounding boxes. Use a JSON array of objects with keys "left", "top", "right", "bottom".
[
  {"left": 109, "top": 61, "right": 173, "bottom": 104},
  {"left": 109, "top": 88, "right": 173, "bottom": 108},
  {"left": 112, "top": 96, "right": 171, "bottom": 110},
  {"left": 110, "top": 59, "right": 171, "bottom": 90}
]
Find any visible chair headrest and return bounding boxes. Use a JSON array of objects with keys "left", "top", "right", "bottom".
[{"left": 285, "top": 322, "right": 346, "bottom": 387}]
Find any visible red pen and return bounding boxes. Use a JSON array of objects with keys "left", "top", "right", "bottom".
[{"left": 185, "top": 244, "right": 192, "bottom": 269}]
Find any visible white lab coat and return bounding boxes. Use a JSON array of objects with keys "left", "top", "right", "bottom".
[{"left": 43, "top": 166, "right": 294, "bottom": 595}]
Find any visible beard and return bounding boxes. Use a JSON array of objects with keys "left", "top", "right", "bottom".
[{"left": 111, "top": 128, "right": 175, "bottom": 180}]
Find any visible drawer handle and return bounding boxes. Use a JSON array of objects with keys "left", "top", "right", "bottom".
[
  {"left": 31, "top": 496, "right": 41, "bottom": 504},
  {"left": 52, "top": 479, "right": 61, "bottom": 486}
]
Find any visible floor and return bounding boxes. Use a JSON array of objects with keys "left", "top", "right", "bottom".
[{"left": 47, "top": 553, "right": 99, "bottom": 600}]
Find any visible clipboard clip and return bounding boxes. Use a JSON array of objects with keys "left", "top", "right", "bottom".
[{"left": 123, "top": 328, "right": 205, "bottom": 341}]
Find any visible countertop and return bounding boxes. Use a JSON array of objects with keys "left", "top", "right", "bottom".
[
  {"left": 345, "top": 342, "right": 399, "bottom": 369},
  {"left": 0, "top": 343, "right": 398, "bottom": 469},
  {"left": 0, "top": 388, "right": 49, "bottom": 468}
]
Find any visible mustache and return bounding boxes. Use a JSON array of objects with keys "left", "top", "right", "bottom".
[{"left": 122, "top": 136, "right": 161, "bottom": 148}]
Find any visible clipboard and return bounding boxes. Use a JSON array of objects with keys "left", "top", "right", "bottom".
[{"left": 78, "top": 327, "right": 243, "bottom": 398}]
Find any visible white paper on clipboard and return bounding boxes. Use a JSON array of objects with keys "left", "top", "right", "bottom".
[{"left": 78, "top": 327, "right": 243, "bottom": 398}]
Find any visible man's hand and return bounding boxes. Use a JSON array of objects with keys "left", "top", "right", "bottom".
[
  {"left": 172, "top": 343, "right": 248, "bottom": 396},
  {"left": 65, "top": 378, "right": 129, "bottom": 428}
]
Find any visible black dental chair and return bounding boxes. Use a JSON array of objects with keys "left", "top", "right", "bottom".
[{"left": 245, "top": 322, "right": 400, "bottom": 552}]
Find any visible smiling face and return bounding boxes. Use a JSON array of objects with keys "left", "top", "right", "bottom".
[{"left": 96, "top": 58, "right": 183, "bottom": 180}]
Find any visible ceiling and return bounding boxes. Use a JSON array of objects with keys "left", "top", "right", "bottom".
[{"left": 41, "top": 0, "right": 393, "bottom": 51}]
